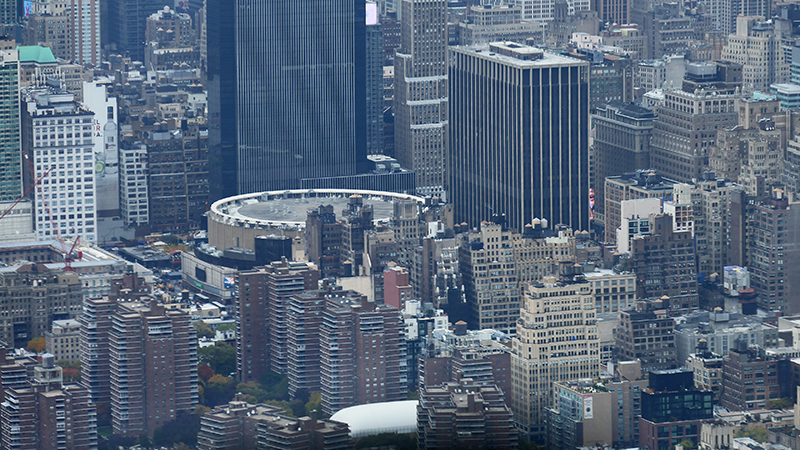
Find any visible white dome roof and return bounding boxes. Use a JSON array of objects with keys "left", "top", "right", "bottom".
[{"left": 330, "top": 400, "right": 418, "bottom": 438}]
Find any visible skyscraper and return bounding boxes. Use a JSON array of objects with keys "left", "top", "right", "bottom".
[
  {"left": 449, "top": 42, "right": 590, "bottom": 233},
  {"left": 511, "top": 274, "right": 599, "bottom": 442},
  {"left": 21, "top": 86, "right": 98, "bottom": 243},
  {"left": 207, "top": 0, "right": 369, "bottom": 200},
  {"left": 105, "top": 0, "right": 163, "bottom": 62},
  {"left": 0, "top": 41, "right": 19, "bottom": 202},
  {"left": 394, "top": 0, "right": 448, "bottom": 197}
]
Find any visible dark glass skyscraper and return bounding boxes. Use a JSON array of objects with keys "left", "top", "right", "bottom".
[
  {"left": 207, "top": 0, "right": 369, "bottom": 200},
  {"left": 449, "top": 43, "right": 591, "bottom": 233}
]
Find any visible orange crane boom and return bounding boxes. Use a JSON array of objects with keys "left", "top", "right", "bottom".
[{"left": 0, "top": 167, "right": 53, "bottom": 223}]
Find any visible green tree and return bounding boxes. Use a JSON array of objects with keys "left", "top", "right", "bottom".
[
  {"left": 768, "top": 398, "right": 793, "bottom": 409},
  {"left": 198, "top": 343, "right": 236, "bottom": 377},
  {"left": 151, "top": 413, "right": 201, "bottom": 448},
  {"left": 678, "top": 439, "right": 696, "bottom": 449},
  {"left": 217, "top": 323, "right": 235, "bottom": 331},
  {"left": 735, "top": 426, "right": 768, "bottom": 443},
  {"left": 26, "top": 337, "right": 45, "bottom": 353},
  {"left": 204, "top": 374, "right": 237, "bottom": 407},
  {"left": 193, "top": 321, "right": 214, "bottom": 339},
  {"left": 305, "top": 392, "right": 322, "bottom": 416}
]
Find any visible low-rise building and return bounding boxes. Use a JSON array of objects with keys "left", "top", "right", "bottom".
[
  {"left": 45, "top": 319, "right": 80, "bottom": 361},
  {"left": 417, "top": 379, "right": 517, "bottom": 450},
  {"left": 197, "top": 397, "right": 351, "bottom": 450}
]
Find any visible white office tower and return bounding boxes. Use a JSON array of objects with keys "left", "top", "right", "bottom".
[{"left": 21, "top": 86, "right": 98, "bottom": 244}]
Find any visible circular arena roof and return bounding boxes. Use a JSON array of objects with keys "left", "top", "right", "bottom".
[
  {"left": 209, "top": 189, "right": 425, "bottom": 232},
  {"left": 330, "top": 400, "right": 418, "bottom": 438}
]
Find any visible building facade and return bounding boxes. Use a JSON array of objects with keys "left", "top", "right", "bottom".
[
  {"left": 206, "top": 0, "right": 369, "bottom": 200},
  {"left": 235, "top": 260, "right": 319, "bottom": 382},
  {"left": 591, "top": 102, "right": 654, "bottom": 220},
  {"left": 393, "top": 0, "right": 448, "bottom": 196},
  {"left": 449, "top": 42, "right": 590, "bottom": 234},
  {"left": 511, "top": 275, "right": 600, "bottom": 442},
  {"left": 21, "top": 86, "right": 97, "bottom": 243}
]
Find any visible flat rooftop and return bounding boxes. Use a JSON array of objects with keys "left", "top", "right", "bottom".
[
  {"left": 236, "top": 197, "right": 395, "bottom": 224},
  {"left": 454, "top": 42, "right": 586, "bottom": 68}
]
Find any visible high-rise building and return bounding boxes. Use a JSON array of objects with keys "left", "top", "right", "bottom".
[
  {"left": 319, "top": 291, "right": 406, "bottom": 415},
  {"left": 235, "top": 260, "right": 320, "bottom": 382},
  {"left": 604, "top": 171, "right": 677, "bottom": 244},
  {"left": 614, "top": 299, "right": 677, "bottom": 373},
  {"left": 511, "top": 274, "right": 599, "bottom": 442},
  {"left": 0, "top": 264, "right": 82, "bottom": 348},
  {"left": 594, "top": 0, "right": 630, "bottom": 25},
  {"left": 394, "top": 0, "right": 448, "bottom": 196},
  {"left": 721, "top": 16, "right": 788, "bottom": 92},
  {"left": 745, "top": 192, "right": 800, "bottom": 314},
  {"left": 45, "top": 319, "right": 81, "bottom": 361},
  {"left": 459, "top": 220, "right": 576, "bottom": 335},
  {"left": 106, "top": 0, "right": 163, "bottom": 62},
  {"left": 107, "top": 299, "right": 198, "bottom": 437},
  {"left": 0, "top": 0, "right": 16, "bottom": 25},
  {"left": 69, "top": 0, "right": 101, "bottom": 66},
  {"left": 197, "top": 398, "right": 352, "bottom": 450},
  {"left": 366, "top": 2, "right": 384, "bottom": 155},
  {"left": 650, "top": 87, "right": 741, "bottom": 184},
  {"left": 118, "top": 136, "right": 149, "bottom": 227},
  {"left": 449, "top": 43, "right": 590, "bottom": 234},
  {"left": 592, "top": 102, "right": 655, "bottom": 221},
  {"left": 82, "top": 81, "right": 119, "bottom": 219},
  {"left": 0, "top": 354, "right": 97, "bottom": 450},
  {"left": 545, "top": 373, "right": 648, "bottom": 450},
  {"left": 630, "top": 214, "right": 699, "bottom": 313},
  {"left": 516, "top": 0, "right": 591, "bottom": 21},
  {"left": 638, "top": 369, "right": 713, "bottom": 450},
  {"left": 0, "top": 41, "right": 19, "bottom": 202},
  {"left": 145, "top": 6, "right": 193, "bottom": 48},
  {"left": 21, "top": 86, "right": 98, "bottom": 243},
  {"left": 206, "top": 0, "right": 369, "bottom": 200},
  {"left": 720, "top": 0, "right": 771, "bottom": 36},
  {"left": 79, "top": 296, "right": 117, "bottom": 404},
  {"left": 720, "top": 345, "right": 781, "bottom": 411},
  {"left": 417, "top": 379, "right": 518, "bottom": 450}
]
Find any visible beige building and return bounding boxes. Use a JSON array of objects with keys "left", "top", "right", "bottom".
[
  {"left": 583, "top": 268, "right": 637, "bottom": 314},
  {"left": 721, "top": 16, "right": 788, "bottom": 92},
  {"left": 511, "top": 275, "right": 600, "bottom": 442},
  {"left": 460, "top": 221, "right": 576, "bottom": 335},
  {"left": 45, "top": 319, "right": 81, "bottom": 361}
]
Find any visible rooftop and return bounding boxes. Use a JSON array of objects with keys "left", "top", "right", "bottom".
[
  {"left": 455, "top": 42, "right": 587, "bottom": 68},
  {"left": 17, "top": 45, "right": 57, "bottom": 64}
]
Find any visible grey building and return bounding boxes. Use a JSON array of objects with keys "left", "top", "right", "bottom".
[
  {"left": 207, "top": 0, "right": 370, "bottom": 200},
  {"left": 674, "top": 309, "right": 778, "bottom": 364},
  {"left": 366, "top": 9, "right": 384, "bottom": 156},
  {"left": 650, "top": 87, "right": 741, "bottom": 183},
  {"left": 394, "top": 0, "right": 448, "bottom": 197},
  {"left": 449, "top": 42, "right": 590, "bottom": 233},
  {"left": 591, "top": 102, "right": 655, "bottom": 219},
  {"left": 105, "top": 0, "right": 164, "bottom": 62}
]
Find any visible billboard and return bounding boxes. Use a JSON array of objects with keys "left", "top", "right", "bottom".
[{"left": 366, "top": 3, "right": 378, "bottom": 25}]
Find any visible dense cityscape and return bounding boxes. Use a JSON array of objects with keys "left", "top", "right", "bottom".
[{"left": 2, "top": 0, "right": 800, "bottom": 449}]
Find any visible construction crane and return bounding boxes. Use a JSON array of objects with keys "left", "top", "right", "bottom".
[
  {"left": 0, "top": 166, "right": 53, "bottom": 222},
  {"left": 22, "top": 153, "right": 81, "bottom": 272}
]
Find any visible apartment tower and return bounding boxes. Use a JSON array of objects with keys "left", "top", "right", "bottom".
[
  {"left": 235, "top": 260, "right": 320, "bottom": 382},
  {"left": 449, "top": 42, "right": 590, "bottom": 233}
]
